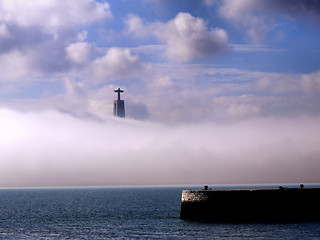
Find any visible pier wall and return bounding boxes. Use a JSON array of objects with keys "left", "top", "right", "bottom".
[{"left": 180, "top": 188, "right": 320, "bottom": 222}]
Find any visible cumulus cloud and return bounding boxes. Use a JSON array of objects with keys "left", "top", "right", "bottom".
[
  {"left": 65, "top": 42, "right": 95, "bottom": 65},
  {"left": 127, "top": 64, "right": 320, "bottom": 123},
  {"left": 125, "top": 101, "right": 150, "bottom": 120},
  {"left": 300, "top": 71, "right": 320, "bottom": 95},
  {"left": 203, "top": 0, "right": 220, "bottom": 7},
  {"left": 255, "top": 0, "right": 320, "bottom": 19},
  {"left": 157, "top": 12, "right": 228, "bottom": 61},
  {"left": 212, "top": 0, "right": 320, "bottom": 41},
  {"left": 2, "top": 59, "right": 319, "bottom": 124},
  {"left": 0, "top": 23, "right": 11, "bottom": 38},
  {"left": 0, "top": 0, "right": 112, "bottom": 77},
  {"left": 125, "top": 14, "right": 156, "bottom": 39},
  {"left": 25, "top": 79, "right": 149, "bottom": 122},
  {"left": 0, "top": 0, "right": 112, "bottom": 38},
  {"left": 92, "top": 48, "right": 142, "bottom": 83},
  {"left": 254, "top": 71, "right": 320, "bottom": 96},
  {"left": 0, "top": 51, "right": 30, "bottom": 82},
  {"left": 0, "top": 109, "right": 319, "bottom": 187},
  {"left": 126, "top": 12, "right": 228, "bottom": 62}
]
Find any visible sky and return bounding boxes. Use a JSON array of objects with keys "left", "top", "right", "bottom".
[{"left": 0, "top": 0, "right": 320, "bottom": 188}]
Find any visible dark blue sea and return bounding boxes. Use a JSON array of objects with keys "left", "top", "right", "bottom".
[{"left": 1, "top": 186, "right": 320, "bottom": 239}]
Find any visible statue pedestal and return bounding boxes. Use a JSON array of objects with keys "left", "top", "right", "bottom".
[{"left": 113, "top": 100, "right": 125, "bottom": 118}]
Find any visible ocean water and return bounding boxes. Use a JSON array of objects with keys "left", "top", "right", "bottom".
[{"left": 0, "top": 186, "right": 320, "bottom": 239}]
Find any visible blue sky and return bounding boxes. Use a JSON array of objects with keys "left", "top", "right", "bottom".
[
  {"left": 1, "top": 0, "right": 320, "bottom": 120},
  {"left": 0, "top": 0, "right": 320, "bottom": 187}
]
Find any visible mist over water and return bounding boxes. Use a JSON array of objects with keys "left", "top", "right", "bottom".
[{"left": 1, "top": 108, "right": 319, "bottom": 187}]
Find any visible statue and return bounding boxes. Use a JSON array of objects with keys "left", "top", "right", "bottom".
[
  {"left": 113, "top": 88, "right": 125, "bottom": 118},
  {"left": 114, "top": 88, "right": 124, "bottom": 101}
]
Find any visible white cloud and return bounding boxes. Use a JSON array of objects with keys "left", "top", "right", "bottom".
[
  {"left": 158, "top": 12, "right": 228, "bottom": 61},
  {"left": 0, "top": 23, "right": 11, "bottom": 38},
  {"left": 65, "top": 42, "right": 94, "bottom": 65},
  {"left": 217, "top": 0, "right": 271, "bottom": 42},
  {"left": 3, "top": 59, "right": 319, "bottom": 124},
  {"left": 125, "top": 101, "right": 150, "bottom": 120},
  {"left": 126, "top": 12, "right": 228, "bottom": 62},
  {"left": 0, "top": 109, "right": 319, "bottom": 187},
  {"left": 214, "top": 0, "right": 320, "bottom": 42},
  {"left": 92, "top": 48, "right": 142, "bottom": 83},
  {"left": 203, "top": 0, "right": 218, "bottom": 7},
  {"left": 0, "top": 51, "right": 30, "bottom": 82},
  {"left": 230, "top": 44, "right": 286, "bottom": 52},
  {"left": 300, "top": 71, "right": 320, "bottom": 95},
  {"left": 125, "top": 14, "right": 156, "bottom": 38},
  {"left": 129, "top": 65, "right": 320, "bottom": 123},
  {"left": 0, "top": 0, "right": 112, "bottom": 38},
  {"left": 254, "top": 71, "right": 320, "bottom": 96},
  {"left": 0, "top": 0, "right": 112, "bottom": 78}
]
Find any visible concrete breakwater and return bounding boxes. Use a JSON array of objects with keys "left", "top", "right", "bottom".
[{"left": 180, "top": 187, "right": 320, "bottom": 222}]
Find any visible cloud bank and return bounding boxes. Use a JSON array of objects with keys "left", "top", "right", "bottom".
[{"left": 1, "top": 109, "right": 319, "bottom": 187}]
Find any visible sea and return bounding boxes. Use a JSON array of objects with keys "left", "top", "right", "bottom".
[{"left": 0, "top": 185, "right": 320, "bottom": 239}]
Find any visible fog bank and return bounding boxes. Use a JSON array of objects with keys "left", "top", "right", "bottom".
[{"left": 1, "top": 109, "right": 319, "bottom": 187}]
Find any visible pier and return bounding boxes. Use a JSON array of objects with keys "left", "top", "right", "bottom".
[{"left": 180, "top": 187, "right": 320, "bottom": 222}]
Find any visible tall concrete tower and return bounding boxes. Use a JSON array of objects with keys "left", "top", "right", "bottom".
[{"left": 113, "top": 88, "right": 125, "bottom": 118}]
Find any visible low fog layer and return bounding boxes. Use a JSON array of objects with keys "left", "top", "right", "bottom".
[{"left": 1, "top": 109, "right": 319, "bottom": 188}]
